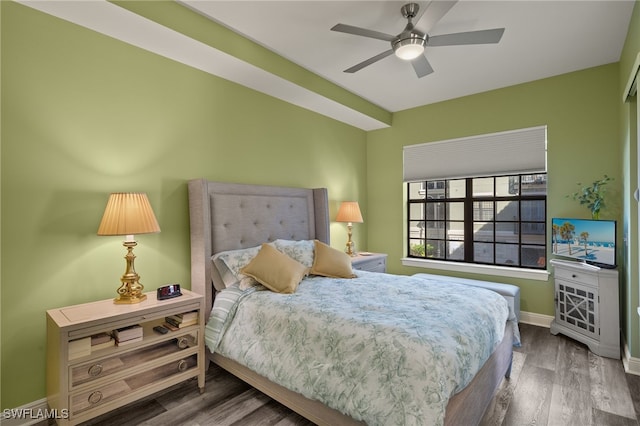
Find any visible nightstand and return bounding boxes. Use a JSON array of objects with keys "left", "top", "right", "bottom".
[
  {"left": 46, "top": 289, "right": 205, "bottom": 425},
  {"left": 351, "top": 253, "right": 387, "bottom": 273}
]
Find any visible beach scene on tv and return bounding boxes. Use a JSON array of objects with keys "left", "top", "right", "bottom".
[{"left": 552, "top": 218, "right": 616, "bottom": 266}]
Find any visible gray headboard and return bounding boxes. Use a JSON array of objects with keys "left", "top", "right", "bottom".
[{"left": 188, "top": 179, "right": 330, "bottom": 317}]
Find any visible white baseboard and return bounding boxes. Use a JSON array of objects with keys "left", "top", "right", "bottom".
[
  {"left": 623, "top": 336, "right": 640, "bottom": 376},
  {"left": 1, "top": 398, "right": 56, "bottom": 426},
  {"left": 519, "top": 311, "right": 554, "bottom": 328}
]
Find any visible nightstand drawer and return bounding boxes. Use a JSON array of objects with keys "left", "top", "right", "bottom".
[
  {"left": 70, "top": 332, "right": 198, "bottom": 388},
  {"left": 554, "top": 267, "right": 598, "bottom": 286},
  {"left": 70, "top": 354, "right": 198, "bottom": 415}
]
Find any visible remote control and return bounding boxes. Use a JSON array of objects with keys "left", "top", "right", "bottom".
[{"left": 153, "top": 325, "right": 169, "bottom": 334}]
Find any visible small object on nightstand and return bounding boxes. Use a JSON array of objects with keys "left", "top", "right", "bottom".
[
  {"left": 157, "top": 284, "right": 182, "bottom": 300},
  {"left": 153, "top": 325, "right": 169, "bottom": 334}
]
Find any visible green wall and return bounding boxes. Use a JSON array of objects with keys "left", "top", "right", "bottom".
[
  {"left": 367, "top": 63, "right": 622, "bottom": 317},
  {"left": 0, "top": 2, "right": 368, "bottom": 408}
]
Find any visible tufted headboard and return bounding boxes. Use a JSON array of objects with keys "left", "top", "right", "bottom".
[{"left": 187, "top": 179, "right": 330, "bottom": 317}]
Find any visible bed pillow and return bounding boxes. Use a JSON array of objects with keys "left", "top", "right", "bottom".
[
  {"left": 211, "top": 245, "right": 262, "bottom": 288},
  {"left": 272, "top": 239, "right": 315, "bottom": 267},
  {"left": 240, "top": 243, "right": 309, "bottom": 293},
  {"left": 309, "top": 240, "right": 356, "bottom": 279}
]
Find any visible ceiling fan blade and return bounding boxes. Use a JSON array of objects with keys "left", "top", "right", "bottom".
[
  {"left": 427, "top": 28, "right": 505, "bottom": 46},
  {"left": 331, "top": 23, "right": 395, "bottom": 42},
  {"left": 344, "top": 49, "right": 394, "bottom": 73},
  {"left": 417, "top": 0, "right": 458, "bottom": 34},
  {"left": 411, "top": 54, "right": 434, "bottom": 78}
]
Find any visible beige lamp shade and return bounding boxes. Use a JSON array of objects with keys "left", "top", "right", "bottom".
[
  {"left": 336, "top": 201, "right": 363, "bottom": 223},
  {"left": 97, "top": 193, "right": 161, "bottom": 236}
]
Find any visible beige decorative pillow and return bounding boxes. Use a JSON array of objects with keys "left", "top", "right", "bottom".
[
  {"left": 310, "top": 240, "right": 356, "bottom": 279},
  {"left": 240, "top": 243, "right": 308, "bottom": 293}
]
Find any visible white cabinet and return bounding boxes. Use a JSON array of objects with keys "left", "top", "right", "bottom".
[
  {"left": 550, "top": 259, "right": 620, "bottom": 358},
  {"left": 46, "top": 289, "right": 205, "bottom": 425}
]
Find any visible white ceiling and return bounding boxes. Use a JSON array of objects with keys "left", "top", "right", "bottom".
[{"left": 181, "top": 0, "right": 635, "bottom": 112}]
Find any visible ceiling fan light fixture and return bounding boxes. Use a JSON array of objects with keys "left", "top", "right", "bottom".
[{"left": 393, "top": 32, "right": 426, "bottom": 60}]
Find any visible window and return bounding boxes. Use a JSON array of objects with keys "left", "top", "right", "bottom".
[{"left": 407, "top": 173, "right": 547, "bottom": 269}]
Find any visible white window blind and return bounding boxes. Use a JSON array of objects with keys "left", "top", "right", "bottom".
[{"left": 403, "top": 125, "right": 547, "bottom": 182}]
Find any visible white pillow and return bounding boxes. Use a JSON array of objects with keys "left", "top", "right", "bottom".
[
  {"left": 272, "top": 239, "right": 315, "bottom": 268},
  {"left": 211, "top": 245, "right": 262, "bottom": 288}
]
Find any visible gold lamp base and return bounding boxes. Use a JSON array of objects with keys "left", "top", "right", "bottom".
[
  {"left": 114, "top": 240, "right": 147, "bottom": 304},
  {"left": 345, "top": 223, "right": 356, "bottom": 257}
]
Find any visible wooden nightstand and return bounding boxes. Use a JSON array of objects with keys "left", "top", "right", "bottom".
[
  {"left": 46, "top": 289, "right": 205, "bottom": 425},
  {"left": 351, "top": 252, "right": 387, "bottom": 273}
]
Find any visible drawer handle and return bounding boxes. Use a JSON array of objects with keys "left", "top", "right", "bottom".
[
  {"left": 88, "top": 391, "right": 103, "bottom": 405},
  {"left": 177, "top": 337, "right": 189, "bottom": 349},
  {"left": 88, "top": 364, "right": 103, "bottom": 377},
  {"left": 177, "top": 359, "right": 189, "bottom": 372}
]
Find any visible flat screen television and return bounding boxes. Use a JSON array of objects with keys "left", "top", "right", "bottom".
[{"left": 551, "top": 218, "right": 616, "bottom": 268}]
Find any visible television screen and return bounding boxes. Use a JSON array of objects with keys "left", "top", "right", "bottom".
[{"left": 551, "top": 218, "right": 616, "bottom": 268}]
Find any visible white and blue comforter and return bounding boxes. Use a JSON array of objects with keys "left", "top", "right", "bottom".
[{"left": 205, "top": 271, "right": 515, "bottom": 426}]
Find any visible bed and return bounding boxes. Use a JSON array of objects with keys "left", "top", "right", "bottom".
[{"left": 188, "top": 179, "right": 516, "bottom": 426}]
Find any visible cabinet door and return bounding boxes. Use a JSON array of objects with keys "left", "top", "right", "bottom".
[{"left": 556, "top": 279, "right": 599, "bottom": 339}]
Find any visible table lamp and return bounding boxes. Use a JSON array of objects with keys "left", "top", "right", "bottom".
[
  {"left": 336, "top": 201, "right": 363, "bottom": 256},
  {"left": 97, "top": 193, "right": 161, "bottom": 304}
]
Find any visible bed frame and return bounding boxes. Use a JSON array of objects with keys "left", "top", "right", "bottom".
[{"left": 188, "top": 179, "right": 513, "bottom": 425}]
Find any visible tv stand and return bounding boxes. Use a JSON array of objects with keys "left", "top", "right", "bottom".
[{"left": 549, "top": 259, "right": 620, "bottom": 358}]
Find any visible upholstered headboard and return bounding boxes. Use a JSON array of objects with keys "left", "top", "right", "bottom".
[{"left": 188, "top": 179, "right": 330, "bottom": 317}]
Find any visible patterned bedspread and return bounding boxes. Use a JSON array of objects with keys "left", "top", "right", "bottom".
[{"left": 205, "top": 271, "right": 514, "bottom": 426}]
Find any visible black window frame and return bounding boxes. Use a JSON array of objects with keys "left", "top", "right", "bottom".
[{"left": 407, "top": 173, "right": 547, "bottom": 269}]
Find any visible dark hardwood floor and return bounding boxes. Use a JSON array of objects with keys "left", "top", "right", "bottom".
[{"left": 78, "top": 324, "right": 640, "bottom": 426}]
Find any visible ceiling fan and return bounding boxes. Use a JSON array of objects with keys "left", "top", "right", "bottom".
[{"left": 330, "top": 1, "right": 505, "bottom": 78}]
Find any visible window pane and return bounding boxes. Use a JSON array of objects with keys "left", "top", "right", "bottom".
[
  {"left": 409, "top": 203, "right": 424, "bottom": 220},
  {"left": 474, "top": 201, "right": 494, "bottom": 221},
  {"left": 426, "top": 221, "right": 445, "bottom": 239},
  {"left": 447, "top": 241, "right": 464, "bottom": 260},
  {"left": 496, "top": 222, "right": 519, "bottom": 243},
  {"left": 474, "top": 222, "right": 494, "bottom": 242},
  {"left": 427, "top": 240, "right": 445, "bottom": 258},
  {"left": 408, "top": 182, "right": 426, "bottom": 200},
  {"left": 474, "top": 242, "right": 494, "bottom": 263},
  {"left": 427, "top": 180, "right": 446, "bottom": 199},
  {"left": 426, "top": 202, "right": 445, "bottom": 220},
  {"left": 522, "top": 245, "right": 546, "bottom": 268},
  {"left": 409, "top": 239, "right": 426, "bottom": 257},
  {"left": 473, "top": 177, "right": 494, "bottom": 197},
  {"left": 447, "top": 222, "right": 464, "bottom": 241},
  {"left": 521, "top": 174, "right": 547, "bottom": 195},
  {"left": 521, "top": 223, "right": 546, "bottom": 244},
  {"left": 522, "top": 200, "right": 545, "bottom": 221},
  {"left": 409, "top": 221, "right": 426, "bottom": 239},
  {"left": 447, "top": 180, "right": 466, "bottom": 198},
  {"left": 496, "top": 201, "right": 519, "bottom": 221},
  {"left": 447, "top": 202, "right": 464, "bottom": 220},
  {"left": 496, "top": 243, "right": 519, "bottom": 265},
  {"left": 497, "top": 176, "right": 518, "bottom": 196}
]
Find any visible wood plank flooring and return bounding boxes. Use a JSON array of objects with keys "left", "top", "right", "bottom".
[{"left": 78, "top": 324, "right": 640, "bottom": 426}]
